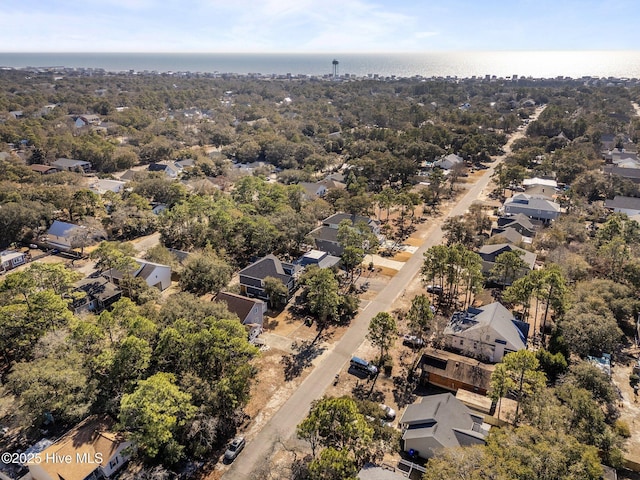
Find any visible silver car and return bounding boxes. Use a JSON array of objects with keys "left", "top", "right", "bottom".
[{"left": 224, "top": 436, "right": 245, "bottom": 462}]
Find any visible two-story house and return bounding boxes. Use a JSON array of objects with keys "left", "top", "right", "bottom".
[
  {"left": 503, "top": 193, "right": 561, "bottom": 222},
  {"left": 399, "top": 393, "right": 489, "bottom": 460},
  {"left": 214, "top": 291, "right": 266, "bottom": 327},
  {"left": 443, "top": 302, "right": 528, "bottom": 363},
  {"left": 239, "top": 254, "right": 300, "bottom": 302},
  {"left": 27, "top": 415, "right": 131, "bottom": 480},
  {"left": 308, "top": 213, "right": 381, "bottom": 256},
  {"left": 477, "top": 243, "right": 537, "bottom": 281}
]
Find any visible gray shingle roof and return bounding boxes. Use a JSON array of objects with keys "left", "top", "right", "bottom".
[
  {"left": 323, "top": 212, "right": 374, "bottom": 226},
  {"left": 504, "top": 193, "right": 560, "bottom": 213},
  {"left": 444, "top": 302, "right": 527, "bottom": 352},
  {"left": 400, "top": 393, "right": 486, "bottom": 450},
  {"left": 53, "top": 158, "right": 91, "bottom": 168},
  {"left": 309, "top": 225, "right": 339, "bottom": 243},
  {"left": 604, "top": 165, "right": 640, "bottom": 179},
  {"left": 604, "top": 195, "right": 640, "bottom": 211},
  {"left": 496, "top": 213, "right": 536, "bottom": 230},
  {"left": 478, "top": 243, "right": 536, "bottom": 269},
  {"left": 239, "top": 254, "right": 293, "bottom": 284}
]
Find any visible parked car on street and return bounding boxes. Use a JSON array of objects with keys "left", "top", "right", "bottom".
[
  {"left": 224, "top": 436, "right": 245, "bottom": 462},
  {"left": 350, "top": 356, "right": 378, "bottom": 377}
]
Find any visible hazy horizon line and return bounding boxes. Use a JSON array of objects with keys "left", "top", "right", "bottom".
[{"left": 1, "top": 49, "right": 640, "bottom": 55}]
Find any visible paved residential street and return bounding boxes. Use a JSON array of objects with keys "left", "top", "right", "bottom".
[{"left": 223, "top": 109, "right": 544, "bottom": 479}]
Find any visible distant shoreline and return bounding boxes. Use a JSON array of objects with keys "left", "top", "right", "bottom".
[{"left": 1, "top": 51, "right": 640, "bottom": 80}]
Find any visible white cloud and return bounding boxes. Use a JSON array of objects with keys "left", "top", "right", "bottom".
[{"left": 415, "top": 31, "right": 439, "bottom": 39}]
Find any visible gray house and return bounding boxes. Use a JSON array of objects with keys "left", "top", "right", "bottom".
[
  {"left": 444, "top": 302, "right": 528, "bottom": 362},
  {"left": 503, "top": 193, "right": 561, "bottom": 222},
  {"left": 399, "top": 393, "right": 489, "bottom": 460},
  {"left": 604, "top": 195, "right": 640, "bottom": 216},
  {"left": 297, "top": 249, "right": 341, "bottom": 269},
  {"left": 239, "top": 254, "right": 299, "bottom": 302},
  {"left": 308, "top": 213, "right": 381, "bottom": 256},
  {"left": 52, "top": 158, "right": 92, "bottom": 173},
  {"left": 477, "top": 243, "right": 536, "bottom": 277},
  {"left": 70, "top": 277, "right": 122, "bottom": 315},
  {"left": 488, "top": 227, "right": 532, "bottom": 245},
  {"left": 604, "top": 165, "right": 640, "bottom": 184},
  {"left": 494, "top": 214, "right": 538, "bottom": 238}
]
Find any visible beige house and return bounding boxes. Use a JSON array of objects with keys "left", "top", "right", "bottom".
[{"left": 27, "top": 416, "right": 131, "bottom": 480}]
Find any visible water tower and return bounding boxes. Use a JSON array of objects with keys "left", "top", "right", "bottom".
[{"left": 332, "top": 59, "right": 339, "bottom": 78}]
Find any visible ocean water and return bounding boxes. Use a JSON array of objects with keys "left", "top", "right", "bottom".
[{"left": 1, "top": 51, "right": 640, "bottom": 79}]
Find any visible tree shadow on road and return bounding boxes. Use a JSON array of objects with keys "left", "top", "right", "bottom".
[{"left": 280, "top": 337, "right": 327, "bottom": 382}]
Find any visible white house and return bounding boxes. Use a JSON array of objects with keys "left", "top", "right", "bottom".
[
  {"left": 522, "top": 177, "right": 557, "bottom": 198},
  {"left": 299, "top": 178, "right": 346, "bottom": 200},
  {"left": 443, "top": 302, "right": 528, "bottom": 362},
  {"left": 27, "top": 415, "right": 131, "bottom": 480},
  {"left": 1, "top": 249, "right": 27, "bottom": 272},
  {"left": 45, "top": 220, "right": 85, "bottom": 251},
  {"left": 503, "top": 193, "right": 561, "bottom": 222},
  {"left": 91, "top": 179, "right": 127, "bottom": 194},
  {"left": 434, "top": 153, "right": 464, "bottom": 170},
  {"left": 106, "top": 259, "right": 172, "bottom": 291},
  {"left": 133, "top": 259, "right": 172, "bottom": 291}
]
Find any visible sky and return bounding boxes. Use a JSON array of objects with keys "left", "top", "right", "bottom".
[{"left": 2, "top": 0, "right": 639, "bottom": 53}]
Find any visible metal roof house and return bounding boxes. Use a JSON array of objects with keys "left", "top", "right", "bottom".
[
  {"left": 91, "top": 179, "right": 127, "bottom": 194},
  {"left": 434, "top": 153, "right": 464, "bottom": 170},
  {"left": 45, "top": 220, "right": 85, "bottom": 251}
]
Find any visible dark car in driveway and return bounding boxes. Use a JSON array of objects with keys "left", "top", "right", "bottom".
[{"left": 224, "top": 436, "right": 245, "bottom": 462}]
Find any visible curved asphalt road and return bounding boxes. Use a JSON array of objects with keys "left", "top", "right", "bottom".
[{"left": 223, "top": 108, "right": 544, "bottom": 479}]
